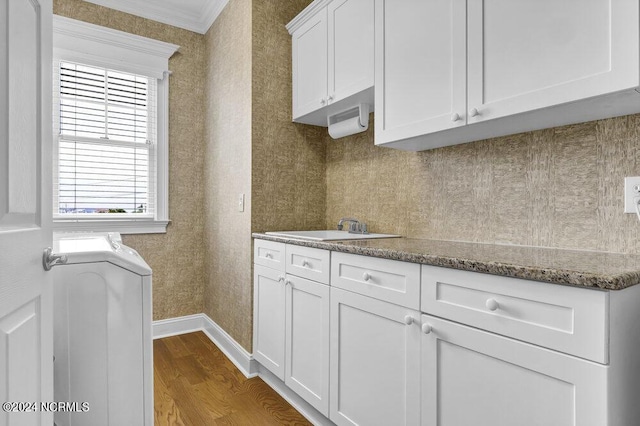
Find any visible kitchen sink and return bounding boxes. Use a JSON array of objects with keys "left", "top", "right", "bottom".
[{"left": 264, "top": 230, "right": 401, "bottom": 241}]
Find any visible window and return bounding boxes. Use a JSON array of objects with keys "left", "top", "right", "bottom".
[
  {"left": 52, "top": 16, "right": 179, "bottom": 234},
  {"left": 55, "top": 61, "right": 156, "bottom": 217}
]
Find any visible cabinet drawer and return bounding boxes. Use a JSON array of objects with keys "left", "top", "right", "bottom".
[
  {"left": 254, "top": 239, "right": 285, "bottom": 271},
  {"left": 331, "top": 252, "right": 420, "bottom": 309},
  {"left": 421, "top": 265, "right": 609, "bottom": 364},
  {"left": 285, "top": 245, "right": 330, "bottom": 284}
]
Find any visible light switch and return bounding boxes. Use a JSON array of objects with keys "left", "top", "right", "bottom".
[
  {"left": 238, "top": 193, "right": 245, "bottom": 212},
  {"left": 624, "top": 177, "right": 640, "bottom": 213}
]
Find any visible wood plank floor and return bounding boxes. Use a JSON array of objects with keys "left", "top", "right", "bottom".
[{"left": 153, "top": 332, "right": 312, "bottom": 425}]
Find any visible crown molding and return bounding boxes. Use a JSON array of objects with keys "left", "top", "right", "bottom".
[
  {"left": 200, "top": 0, "right": 230, "bottom": 34},
  {"left": 53, "top": 15, "right": 180, "bottom": 79},
  {"left": 53, "top": 15, "right": 180, "bottom": 58},
  {"left": 286, "top": 0, "right": 332, "bottom": 35},
  {"left": 81, "top": 0, "right": 229, "bottom": 34}
]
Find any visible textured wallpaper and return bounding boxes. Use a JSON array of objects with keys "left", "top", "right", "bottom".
[
  {"left": 53, "top": 0, "right": 207, "bottom": 320},
  {"left": 204, "top": 0, "right": 319, "bottom": 352},
  {"left": 251, "top": 0, "right": 326, "bottom": 233},
  {"left": 326, "top": 114, "right": 640, "bottom": 254},
  {"left": 203, "top": 0, "right": 253, "bottom": 351}
]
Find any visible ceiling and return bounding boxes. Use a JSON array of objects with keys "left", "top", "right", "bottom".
[{"left": 82, "top": 0, "right": 229, "bottom": 34}]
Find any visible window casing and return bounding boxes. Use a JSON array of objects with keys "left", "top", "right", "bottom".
[{"left": 52, "top": 16, "right": 178, "bottom": 234}]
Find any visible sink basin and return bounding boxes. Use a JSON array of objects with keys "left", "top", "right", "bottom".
[{"left": 264, "top": 230, "right": 401, "bottom": 241}]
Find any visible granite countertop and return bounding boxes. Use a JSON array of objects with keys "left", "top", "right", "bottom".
[{"left": 252, "top": 233, "right": 640, "bottom": 290}]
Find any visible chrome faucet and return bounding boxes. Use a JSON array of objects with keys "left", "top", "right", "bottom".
[{"left": 337, "top": 217, "right": 368, "bottom": 234}]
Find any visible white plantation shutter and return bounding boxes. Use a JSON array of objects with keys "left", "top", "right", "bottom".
[{"left": 53, "top": 61, "right": 157, "bottom": 218}]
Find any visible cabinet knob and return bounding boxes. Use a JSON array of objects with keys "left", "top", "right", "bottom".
[
  {"left": 486, "top": 298, "right": 499, "bottom": 311},
  {"left": 404, "top": 315, "right": 414, "bottom": 325},
  {"left": 302, "top": 260, "right": 309, "bottom": 268},
  {"left": 422, "top": 323, "right": 432, "bottom": 334},
  {"left": 470, "top": 108, "right": 480, "bottom": 117},
  {"left": 265, "top": 252, "right": 272, "bottom": 259},
  {"left": 320, "top": 98, "right": 326, "bottom": 105},
  {"left": 285, "top": 279, "right": 292, "bottom": 286},
  {"left": 278, "top": 275, "right": 285, "bottom": 282},
  {"left": 328, "top": 94, "right": 334, "bottom": 102},
  {"left": 362, "top": 272, "right": 371, "bottom": 282},
  {"left": 451, "top": 112, "right": 461, "bottom": 122}
]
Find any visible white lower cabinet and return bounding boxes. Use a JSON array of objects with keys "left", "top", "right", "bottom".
[
  {"left": 330, "top": 287, "right": 421, "bottom": 426},
  {"left": 285, "top": 274, "right": 330, "bottom": 415},
  {"left": 253, "top": 240, "right": 640, "bottom": 425},
  {"left": 253, "top": 264, "right": 286, "bottom": 378},
  {"left": 253, "top": 259, "right": 330, "bottom": 416},
  {"left": 420, "top": 314, "right": 608, "bottom": 426}
]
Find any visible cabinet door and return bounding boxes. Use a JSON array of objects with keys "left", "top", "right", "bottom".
[
  {"left": 467, "top": 0, "right": 640, "bottom": 123},
  {"left": 375, "top": 0, "right": 466, "bottom": 145},
  {"left": 327, "top": 0, "right": 374, "bottom": 104},
  {"left": 330, "top": 288, "right": 420, "bottom": 426},
  {"left": 253, "top": 264, "right": 286, "bottom": 379},
  {"left": 292, "top": 8, "right": 328, "bottom": 119},
  {"left": 421, "top": 314, "right": 607, "bottom": 426},
  {"left": 285, "top": 275, "right": 330, "bottom": 416}
]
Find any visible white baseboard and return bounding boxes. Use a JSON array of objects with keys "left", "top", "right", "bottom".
[
  {"left": 153, "top": 314, "right": 204, "bottom": 339},
  {"left": 152, "top": 313, "right": 259, "bottom": 378}
]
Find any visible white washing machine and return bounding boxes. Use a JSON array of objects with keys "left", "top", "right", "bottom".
[{"left": 52, "top": 232, "right": 152, "bottom": 426}]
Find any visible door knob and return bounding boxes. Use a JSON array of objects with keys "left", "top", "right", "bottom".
[{"left": 43, "top": 248, "right": 68, "bottom": 271}]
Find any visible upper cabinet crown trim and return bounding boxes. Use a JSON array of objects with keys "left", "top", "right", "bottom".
[
  {"left": 286, "top": 0, "right": 332, "bottom": 34},
  {"left": 81, "top": 0, "right": 229, "bottom": 34}
]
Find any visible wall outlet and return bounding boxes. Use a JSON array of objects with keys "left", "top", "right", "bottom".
[
  {"left": 624, "top": 177, "right": 640, "bottom": 213},
  {"left": 238, "top": 193, "right": 245, "bottom": 212}
]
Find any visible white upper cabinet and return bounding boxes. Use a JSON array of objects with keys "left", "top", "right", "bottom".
[
  {"left": 376, "top": 0, "right": 640, "bottom": 151},
  {"left": 467, "top": 0, "right": 639, "bottom": 123},
  {"left": 292, "top": 9, "right": 328, "bottom": 119},
  {"left": 375, "top": 0, "right": 467, "bottom": 144},
  {"left": 327, "top": 0, "right": 374, "bottom": 106},
  {"left": 289, "top": 0, "right": 375, "bottom": 126}
]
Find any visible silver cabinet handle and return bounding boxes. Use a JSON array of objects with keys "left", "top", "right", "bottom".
[{"left": 43, "top": 247, "right": 68, "bottom": 271}]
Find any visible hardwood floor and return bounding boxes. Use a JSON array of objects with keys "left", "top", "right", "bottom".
[{"left": 154, "top": 332, "right": 312, "bottom": 425}]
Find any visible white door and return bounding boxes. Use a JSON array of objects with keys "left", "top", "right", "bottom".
[
  {"left": 284, "top": 275, "right": 329, "bottom": 416},
  {"left": 330, "top": 288, "right": 420, "bottom": 426},
  {"left": 253, "top": 264, "right": 286, "bottom": 379},
  {"left": 292, "top": 8, "right": 328, "bottom": 120},
  {"left": 0, "top": 0, "right": 53, "bottom": 425},
  {"left": 467, "top": 0, "right": 640, "bottom": 123},
  {"left": 374, "top": 0, "right": 466, "bottom": 145},
  {"left": 327, "top": 0, "right": 374, "bottom": 105},
  {"left": 421, "top": 314, "right": 608, "bottom": 426}
]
